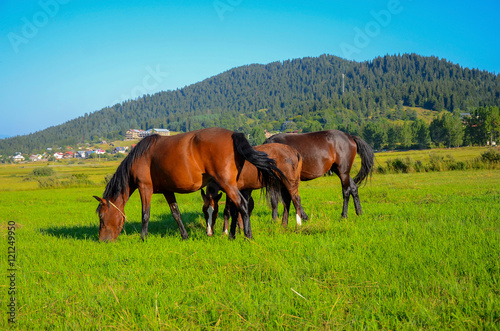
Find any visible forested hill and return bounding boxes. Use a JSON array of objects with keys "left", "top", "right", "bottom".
[{"left": 1, "top": 53, "right": 499, "bottom": 155}]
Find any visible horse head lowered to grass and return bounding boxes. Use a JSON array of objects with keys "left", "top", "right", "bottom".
[
  {"left": 94, "top": 127, "right": 286, "bottom": 241},
  {"left": 201, "top": 142, "right": 306, "bottom": 235}
]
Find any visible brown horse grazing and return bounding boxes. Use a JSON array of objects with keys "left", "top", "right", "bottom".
[
  {"left": 93, "top": 127, "right": 286, "bottom": 241},
  {"left": 201, "top": 143, "right": 306, "bottom": 235},
  {"left": 264, "top": 130, "right": 374, "bottom": 218}
]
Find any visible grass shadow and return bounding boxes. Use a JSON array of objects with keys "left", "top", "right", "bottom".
[{"left": 41, "top": 211, "right": 206, "bottom": 241}]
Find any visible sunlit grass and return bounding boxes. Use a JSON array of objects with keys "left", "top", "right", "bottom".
[{"left": 0, "top": 150, "right": 499, "bottom": 329}]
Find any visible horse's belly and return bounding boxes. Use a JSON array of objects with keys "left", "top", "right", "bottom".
[
  {"left": 300, "top": 164, "right": 328, "bottom": 180},
  {"left": 153, "top": 177, "right": 204, "bottom": 193},
  {"left": 151, "top": 165, "right": 205, "bottom": 194}
]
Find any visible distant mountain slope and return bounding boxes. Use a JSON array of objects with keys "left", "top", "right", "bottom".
[{"left": 1, "top": 53, "right": 499, "bottom": 155}]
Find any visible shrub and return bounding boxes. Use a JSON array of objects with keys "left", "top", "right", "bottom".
[
  {"left": 480, "top": 149, "right": 500, "bottom": 163},
  {"left": 386, "top": 157, "right": 415, "bottom": 173},
  {"left": 414, "top": 160, "right": 425, "bottom": 172},
  {"left": 427, "top": 153, "right": 445, "bottom": 172},
  {"left": 449, "top": 161, "right": 466, "bottom": 171},
  {"left": 375, "top": 165, "right": 386, "bottom": 174},
  {"left": 37, "top": 176, "right": 62, "bottom": 188},
  {"left": 67, "top": 173, "right": 93, "bottom": 186},
  {"left": 31, "top": 167, "right": 55, "bottom": 177},
  {"left": 37, "top": 173, "right": 94, "bottom": 188}
]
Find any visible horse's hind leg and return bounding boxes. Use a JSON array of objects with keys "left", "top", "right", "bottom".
[
  {"left": 336, "top": 170, "right": 353, "bottom": 218},
  {"left": 270, "top": 192, "right": 279, "bottom": 221},
  {"left": 331, "top": 166, "right": 350, "bottom": 218},
  {"left": 350, "top": 177, "right": 363, "bottom": 215},
  {"left": 341, "top": 182, "right": 351, "bottom": 218},
  {"left": 238, "top": 191, "right": 253, "bottom": 231},
  {"left": 223, "top": 193, "right": 248, "bottom": 234},
  {"left": 163, "top": 192, "right": 188, "bottom": 240},
  {"left": 340, "top": 178, "right": 363, "bottom": 217},
  {"left": 224, "top": 187, "right": 251, "bottom": 239},
  {"left": 333, "top": 163, "right": 358, "bottom": 218},
  {"left": 280, "top": 189, "right": 291, "bottom": 228},
  {"left": 228, "top": 196, "right": 250, "bottom": 239}
]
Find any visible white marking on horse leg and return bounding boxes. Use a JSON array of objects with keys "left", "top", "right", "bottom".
[
  {"left": 296, "top": 213, "right": 302, "bottom": 226},
  {"left": 207, "top": 206, "right": 214, "bottom": 236}
]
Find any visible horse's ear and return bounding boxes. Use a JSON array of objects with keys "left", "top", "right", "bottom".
[
  {"left": 215, "top": 192, "right": 223, "bottom": 202},
  {"left": 93, "top": 196, "right": 104, "bottom": 204}
]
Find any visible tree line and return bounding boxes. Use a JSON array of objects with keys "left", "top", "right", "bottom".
[{"left": 359, "top": 107, "right": 499, "bottom": 151}]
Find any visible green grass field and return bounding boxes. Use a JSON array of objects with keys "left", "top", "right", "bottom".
[{"left": 1, "top": 149, "right": 499, "bottom": 329}]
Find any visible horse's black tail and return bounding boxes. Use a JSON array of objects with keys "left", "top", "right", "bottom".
[
  {"left": 232, "top": 132, "right": 288, "bottom": 195},
  {"left": 351, "top": 135, "right": 374, "bottom": 186}
]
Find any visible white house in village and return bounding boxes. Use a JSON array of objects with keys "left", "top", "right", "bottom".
[
  {"left": 75, "top": 151, "right": 85, "bottom": 158},
  {"left": 113, "top": 146, "right": 128, "bottom": 154},
  {"left": 127, "top": 128, "right": 171, "bottom": 139},
  {"left": 54, "top": 152, "right": 64, "bottom": 160},
  {"left": 144, "top": 128, "right": 170, "bottom": 137},
  {"left": 12, "top": 154, "right": 25, "bottom": 162},
  {"left": 126, "top": 129, "right": 144, "bottom": 140},
  {"left": 29, "top": 154, "right": 43, "bottom": 162}
]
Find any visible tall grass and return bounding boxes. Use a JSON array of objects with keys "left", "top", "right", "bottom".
[{"left": 0, "top": 166, "right": 499, "bottom": 329}]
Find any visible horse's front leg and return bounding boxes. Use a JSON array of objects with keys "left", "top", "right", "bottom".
[
  {"left": 164, "top": 192, "right": 188, "bottom": 240},
  {"left": 222, "top": 200, "right": 230, "bottom": 234},
  {"left": 287, "top": 182, "right": 308, "bottom": 225},
  {"left": 139, "top": 187, "right": 153, "bottom": 241}
]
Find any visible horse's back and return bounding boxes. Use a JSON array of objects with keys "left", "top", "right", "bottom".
[
  {"left": 191, "top": 128, "right": 244, "bottom": 177},
  {"left": 265, "top": 130, "right": 356, "bottom": 179},
  {"left": 147, "top": 128, "right": 239, "bottom": 193}
]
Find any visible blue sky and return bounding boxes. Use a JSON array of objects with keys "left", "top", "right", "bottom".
[{"left": 1, "top": 0, "right": 499, "bottom": 138}]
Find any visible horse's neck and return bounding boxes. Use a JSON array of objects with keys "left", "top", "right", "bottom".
[{"left": 111, "top": 190, "right": 130, "bottom": 210}]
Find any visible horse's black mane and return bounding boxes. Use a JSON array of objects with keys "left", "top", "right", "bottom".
[{"left": 103, "top": 134, "right": 161, "bottom": 200}]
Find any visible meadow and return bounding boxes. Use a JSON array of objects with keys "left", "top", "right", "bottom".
[{"left": 0, "top": 147, "right": 499, "bottom": 330}]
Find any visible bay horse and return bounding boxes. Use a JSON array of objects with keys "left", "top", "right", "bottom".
[
  {"left": 264, "top": 130, "right": 374, "bottom": 218},
  {"left": 93, "top": 127, "right": 286, "bottom": 241},
  {"left": 201, "top": 143, "right": 305, "bottom": 235}
]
